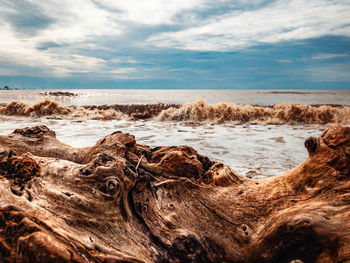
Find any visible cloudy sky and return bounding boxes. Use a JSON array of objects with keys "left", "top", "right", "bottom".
[{"left": 0, "top": 0, "right": 349, "bottom": 89}]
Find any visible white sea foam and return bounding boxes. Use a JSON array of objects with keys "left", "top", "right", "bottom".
[
  {"left": 0, "top": 116, "right": 325, "bottom": 178},
  {"left": 0, "top": 89, "right": 347, "bottom": 178}
]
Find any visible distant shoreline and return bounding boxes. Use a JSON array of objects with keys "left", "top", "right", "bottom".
[{"left": 1, "top": 87, "right": 350, "bottom": 91}]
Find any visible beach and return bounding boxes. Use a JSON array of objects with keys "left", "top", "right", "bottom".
[
  {"left": 0, "top": 89, "right": 350, "bottom": 262},
  {"left": 2, "top": 0, "right": 350, "bottom": 261}
]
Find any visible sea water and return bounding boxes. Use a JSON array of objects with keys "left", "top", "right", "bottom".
[{"left": 0, "top": 89, "right": 349, "bottom": 178}]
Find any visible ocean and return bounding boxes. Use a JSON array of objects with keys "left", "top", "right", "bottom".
[{"left": 0, "top": 89, "right": 349, "bottom": 178}]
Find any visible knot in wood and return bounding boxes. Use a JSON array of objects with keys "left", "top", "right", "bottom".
[{"left": 304, "top": 137, "right": 319, "bottom": 155}]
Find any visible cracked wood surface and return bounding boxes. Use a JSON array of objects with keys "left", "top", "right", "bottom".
[{"left": 0, "top": 125, "right": 349, "bottom": 262}]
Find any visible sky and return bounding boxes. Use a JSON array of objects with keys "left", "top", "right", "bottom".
[{"left": 0, "top": 0, "right": 349, "bottom": 89}]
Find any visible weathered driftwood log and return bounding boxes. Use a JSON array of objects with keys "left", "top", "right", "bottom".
[{"left": 0, "top": 125, "right": 349, "bottom": 263}]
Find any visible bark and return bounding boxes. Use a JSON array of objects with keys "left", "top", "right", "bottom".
[{"left": 0, "top": 125, "right": 349, "bottom": 263}]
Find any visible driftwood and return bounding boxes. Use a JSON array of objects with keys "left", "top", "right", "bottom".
[{"left": 0, "top": 125, "right": 349, "bottom": 263}]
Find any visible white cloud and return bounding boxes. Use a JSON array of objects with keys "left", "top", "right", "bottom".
[
  {"left": 275, "top": 59, "right": 292, "bottom": 63},
  {"left": 147, "top": 0, "right": 350, "bottom": 51},
  {"left": 109, "top": 68, "right": 136, "bottom": 74},
  {"left": 0, "top": 0, "right": 16, "bottom": 13},
  {"left": 96, "top": 0, "right": 215, "bottom": 25},
  {"left": 0, "top": 23, "right": 108, "bottom": 76},
  {"left": 109, "top": 58, "right": 139, "bottom": 64},
  {"left": 0, "top": 0, "right": 349, "bottom": 78},
  {"left": 0, "top": 0, "right": 214, "bottom": 76},
  {"left": 107, "top": 67, "right": 140, "bottom": 79},
  {"left": 31, "top": 0, "right": 122, "bottom": 44},
  {"left": 0, "top": 0, "right": 124, "bottom": 76},
  {"left": 311, "top": 53, "right": 349, "bottom": 60}
]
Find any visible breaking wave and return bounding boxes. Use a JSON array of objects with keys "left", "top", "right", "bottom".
[
  {"left": 0, "top": 99, "right": 125, "bottom": 120},
  {"left": 0, "top": 98, "right": 349, "bottom": 124},
  {"left": 157, "top": 99, "right": 350, "bottom": 124}
]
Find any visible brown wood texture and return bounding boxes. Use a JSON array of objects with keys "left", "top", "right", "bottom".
[{"left": 0, "top": 125, "right": 349, "bottom": 263}]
